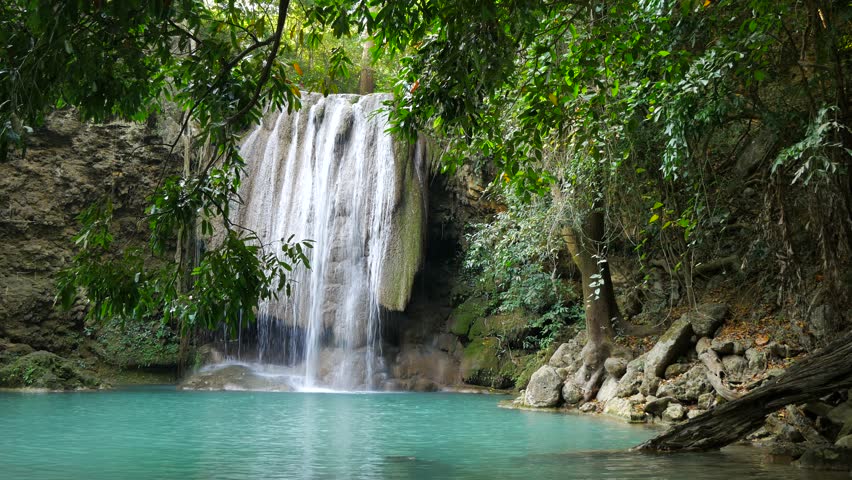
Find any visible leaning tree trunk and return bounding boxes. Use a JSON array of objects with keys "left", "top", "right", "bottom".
[
  {"left": 358, "top": 37, "right": 376, "bottom": 95},
  {"left": 561, "top": 204, "right": 622, "bottom": 401},
  {"left": 636, "top": 329, "right": 852, "bottom": 452}
]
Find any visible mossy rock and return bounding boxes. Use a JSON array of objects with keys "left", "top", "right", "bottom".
[
  {"left": 460, "top": 337, "right": 513, "bottom": 389},
  {"left": 449, "top": 296, "right": 490, "bottom": 337},
  {"left": 0, "top": 351, "right": 103, "bottom": 390},
  {"left": 469, "top": 309, "right": 532, "bottom": 346},
  {"left": 94, "top": 321, "right": 180, "bottom": 369}
]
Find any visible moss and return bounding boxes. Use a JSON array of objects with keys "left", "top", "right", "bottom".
[
  {"left": 0, "top": 351, "right": 102, "bottom": 390},
  {"left": 460, "top": 337, "right": 514, "bottom": 389},
  {"left": 377, "top": 138, "right": 426, "bottom": 311},
  {"left": 469, "top": 309, "right": 531, "bottom": 346},
  {"left": 94, "top": 321, "right": 180, "bottom": 369},
  {"left": 449, "top": 296, "right": 490, "bottom": 336}
]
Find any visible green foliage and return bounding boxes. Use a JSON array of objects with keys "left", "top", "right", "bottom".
[
  {"left": 464, "top": 189, "right": 579, "bottom": 349},
  {"left": 94, "top": 320, "right": 180, "bottom": 368},
  {"left": 772, "top": 106, "right": 851, "bottom": 185}
]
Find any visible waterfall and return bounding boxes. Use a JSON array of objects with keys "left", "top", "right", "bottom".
[{"left": 230, "top": 93, "right": 426, "bottom": 391}]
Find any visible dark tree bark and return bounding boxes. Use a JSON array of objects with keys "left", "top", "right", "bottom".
[{"left": 636, "top": 330, "right": 852, "bottom": 452}]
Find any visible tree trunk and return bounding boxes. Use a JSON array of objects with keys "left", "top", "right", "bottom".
[
  {"left": 358, "top": 37, "right": 375, "bottom": 95},
  {"left": 636, "top": 329, "right": 852, "bottom": 452},
  {"left": 561, "top": 204, "right": 622, "bottom": 400}
]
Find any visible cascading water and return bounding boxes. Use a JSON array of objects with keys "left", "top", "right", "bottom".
[{"left": 226, "top": 93, "right": 426, "bottom": 391}]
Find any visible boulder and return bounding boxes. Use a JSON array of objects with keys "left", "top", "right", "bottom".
[
  {"left": 579, "top": 402, "right": 597, "bottom": 413},
  {"left": 710, "top": 339, "right": 735, "bottom": 355},
  {"left": 662, "top": 403, "right": 686, "bottom": 422},
  {"left": 721, "top": 355, "right": 748, "bottom": 382},
  {"left": 745, "top": 348, "right": 767, "bottom": 373},
  {"left": 615, "top": 367, "right": 643, "bottom": 398},
  {"left": 797, "top": 446, "right": 852, "bottom": 471},
  {"left": 604, "top": 356, "right": 629, "bottom": 379},
  {"left": 547, "top": 331, "right": 587, "bottom": 369},
  {"left": 644, "top": 397, "right": 673, "bottom": 416},
  {"left": 595, "top": 375, "right": 619, "bottom": 403},
  {"left": 524, "top": 365, "right": 563, "bottom": 407},
  {"left": 657, "top": 365, "right": 712, "bottom": 403},
  {"left": 179, "top": 365, "right": 293, "bottom": 391},
  {"left": 768, "top": 342, "right": 797, "bottom": 359},
  {"left": 687, "top": 303, "right": 729, "bottom": 337},
  {"left": 696, "top": 337, "right": 713, "bottom": 354},
  {"left": 827, "top": 400, "right": 852, "bottom": 437},
  {"left": 836, "top": 435, "right": 852, "bottom": 449},
  {"left": 603, "top": 396, "right": 646, "bottom": 423},
  {"left": 640, "top": 374, "right": 661, "bottom": 397},
  {"left": 562, "top": 381, "right": 584, "bottom": 406},
  {"left": 645, "top": 316, "right": 694, "bottom": 378},
  {"left": 687, "top": 409, "right": 706, "bottom": 419},
  {"left": 664, "top": 363, "right": 690, "bottom": 379}
]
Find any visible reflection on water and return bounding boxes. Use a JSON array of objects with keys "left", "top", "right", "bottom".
[{"left": 0, "top": 388, "right": 844, "bottom": 479}]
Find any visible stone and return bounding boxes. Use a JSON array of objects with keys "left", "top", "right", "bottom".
[
  {"left": 836, "top": 435, "right": 852, "bottom": 449},
  {"left": 745, "top": 348, "right": 767, "bottom": 373},
  {"left": 827, "top": 400, "right": 852, "bottom": 436},
  {"left": 664, "top": 363, "right": 690, "bottom": 379},
  {"left": 645, "top": 316, "right": 694, "bottom": 378},
  {"left": 662, "top": 403, "right": 686, "bottom": 422},
  {"left": 696, "top": 337, "right": 713, "bottom": 354},
  {"left": 721, "top": 355, "right": 748, "bottom": 382},
  {"left": 809, "top": 304, "right": 838, "bottom": 341},
  {"left": 524, "top": 365, "right": 563, "bottom": 407},
  {"left": 732, "top": 342, "right": 746, "bottom": 356},
  {"left": 547, "top": 331, "right": 587, "bottom": 369},
  {"left": 615, "top": 366, "right": 643, "bottom": 398},
  {"left": 710, "top": 338, "right": 735, "bottom": 355},
  {"left": 644, "top": 397, "right": 673, "bottom": 416},
  {"left": 640, "top": 374, "right": 661, "bottom": 397},
  {"left": 603, "top": 397, "right": 646, "bottom": 423},
  {"left": 448, "top": 296, "right": 489, "bottom": 337},
  {"left": 604, "top": 356, "right": 628, "bottom": 379},
  {"left": 595, "top": 375, "right": 619, "bottom": 403},
  {"left": 0, "top": 351, "right": 102, "bottom": 390},
  {"left": 797, "top": 446, "right": 852, "bottom": 471},
  {"left": 698, "top": 393, "right": 715, "bottom": 410},
  {"left": 768, "top": 342, "right": 797, "bottom": 359},
  {"left": 179, "top": 365, "right": 293, "bottom": 392},
  {"left": 657, "top": 365, "right": 713, "bottom": 403},
  {"left": 579, "top": 402, "right": 597, "bottom": 413},
  {"left": 687, "top": 409, "right": 706, "bottom": 419},
  {"left": 562, "top": 381, "right": 584, "bottom": 406},
  {"left": 755, "top": 334, "right": 770, "bottom": 346},
  {"left": 687, "top": 303, "right": 729, "bottom": 337}
]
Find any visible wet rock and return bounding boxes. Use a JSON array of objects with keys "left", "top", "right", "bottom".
[
  {"left": 662, "top": 403, "right": 686, "bottom": 422},
  {"left": 562, "top": 381, "right": 584, "bottom": 406},
  {"left": 721, "top": 355, "right": 748, "bottom": 382},
  {"left": 604, "top": 356, "right": 628, "bottom": 379},
  {"left": 664, "top": 363, "right": 690, "bottom": 379},
  {"left": 644, "top": 397, "right": 673, "bottom": 416},
  {"left": 179, "top": 365, "right": 294, "bottom": 391},
  {"left": 645, "top": 316, "right": 694, "bottom": 378},
  {"left": 686, "top": 303, "right": 729, "bottom": 338},
  {"left": 579, "top": 401, "right": 597, "bottom": 413},
  {"left": 797, "top": 446, "right": 852, "bottom": 471},
  {"left": 765, "top": 415, "right": 805, "bottom": 443},
  {"left": 524, "top": 365, "right": 563, "bottom": 407}
]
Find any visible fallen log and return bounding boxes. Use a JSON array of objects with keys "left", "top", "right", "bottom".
[
  {"left": 698, "top": 349, "right": 741, "bottom": 401},
  {"left": 635, "top": 330, "right": 852, "bottom": 452}
]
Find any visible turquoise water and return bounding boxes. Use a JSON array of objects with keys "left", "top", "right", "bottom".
[{"left": 0, "top": 387, "right": 839, "bottom": 479}]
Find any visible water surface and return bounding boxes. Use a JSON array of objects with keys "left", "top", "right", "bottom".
[{"left": 0, "top": 387, "right": 840, "bottom": 479}]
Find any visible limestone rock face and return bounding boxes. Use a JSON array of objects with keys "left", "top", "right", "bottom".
[
  {"left": 524, "top": 365, "right": 563, "bottom": 407},
  {"left": 686, "top": 303, "right": 729, "bottom": 337},
  {"left": 0, "top": 351, "right": 102, "bottom": 390},
  {"left": 180, "top": 365, "right": 294, "bottom": 392},
  {"left": 645, "top": 317, "right": 694, "bottom": 378}
]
